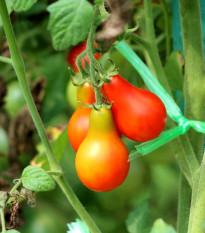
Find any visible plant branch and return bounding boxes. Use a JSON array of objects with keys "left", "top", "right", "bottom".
[
  {"left": 179, "top": 0, "right": 205, "bottom": 161},
  {"left": 188, "top": 153, "right": 205, "bottom": 233},
  {"left": 55, "top": 176, "right": 101, "bottom": 233},
  {"left": 9, "top": 179, "right": 22, "bottom": 194},
  {"left": 143, "top": 0, "right": 171, "bottom": 93},
  {"left": 0, "top": 56, "right": 12, "bottom": 65},
  {"left": 177, "top": 174, "right": 191, "bottom": 233},
  {"left": 87, "top": 5, "right": 103, "bottom": 106},
  {"left": 0, "top": 208, "right": 6, "bottom": 233}
]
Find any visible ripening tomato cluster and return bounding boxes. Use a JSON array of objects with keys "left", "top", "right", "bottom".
[{"left": 67, "top": 42, "right": 167, "bottom": 192}]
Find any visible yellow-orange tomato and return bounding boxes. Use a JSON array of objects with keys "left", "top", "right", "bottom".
[
  {"left": 68, "top": 82, "right": 95, "bottom": 151},
  {"left": 75, "top": 108, "right": 130, "bottom": 192}
]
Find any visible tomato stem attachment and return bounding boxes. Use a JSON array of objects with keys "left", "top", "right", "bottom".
[{"left": 86, "top": 5, "right": 104, "bottom": 107}]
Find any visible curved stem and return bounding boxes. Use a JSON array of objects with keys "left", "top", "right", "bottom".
[
  {"left": 0, "top": 208, "right": 6, "bottom": 233},
  {"left": 0, "top": 1, "right": 101, "bottom": 232},
  {"left": 76, "top": 50, "right": 87, "bottom": 74},
  {"left": 9, "top": 179, "right": 22, "bottom": 194},
  {"left": 55, "top": 176, "right": 101, "bottom": 233},
  {"left": 87, "top": 5, "right": 103, "bottom": 106},
  {"left": 0, "top": 56, "right": 12, "bottom": 65}
]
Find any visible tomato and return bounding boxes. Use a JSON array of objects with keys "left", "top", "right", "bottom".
[
  {"left": 75, "top": 107, "right": 130, "bottom": 192},
  {"left": 67, "top": 41, "right": 101, "bottom": 73},
  {"left": 66, "top": 79, "right": 77, "bottom": 109},
  {"left": 102, "top": 75, "right": 167, "bottom": 142},
  {"left": 68, "top": 82, "right": 95, "bottom": 151},
  {"left": 4, "top": 81, "right": 25, "bottom": 118}
]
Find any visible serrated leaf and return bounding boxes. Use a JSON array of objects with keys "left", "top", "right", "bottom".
[
  {"left": 22, "top": 166, "right": 55, "bottom": 192},
  {"left": 150, "top": 219, "right": 176, "bottom": 233},
  {"left": 126, "top": 200, "right": 150, "bottom": 233},
  {"left": 12, "top": 0, "right": 37, "bottom": 12},
  {"left": 0, "top": 1, "right": 13, "bottom": 27},
  {"left": 47, "top": 0, "right": 93, "bottom": 50},
  {"left": 164, "top": 50, "right": 184, "bottom": 92}
]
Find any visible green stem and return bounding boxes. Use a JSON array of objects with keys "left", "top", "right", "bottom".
[
  {"left": 0, "top": 1, "right": 101, "bottom": 232},
  {"left": 159, "top": 0, "right": 171, "bottom": 57},
  {"left": 144, "top": 0, "right": 171, "bottom": 94},
  {"left": 9, "top": 178, "right": 22, "bottom": 194},
  {"left": 55, "top": 176, "right": 101, "bottom": 233},
  {"left": 177, "top": 174, "right": 191, "bottom": 233},
  {"left": 179, "top": 0, "right": 205, "bottom": 161},
  {"left": 76, "top": 50, "right": 88, "bottom": 75},
  {"left": 87, "top": 5, "right": 103, "bottom": 106},
  {"left": 0, "top": 0, "right": 59, "bottom": 172},
  {"left": 0, "top": 208, "right": 6, "bottom": 233},
  {"left": 188, "top": 155, "right": 205, "bottom": 233},
  {"left": 0, "top": 56, "right": 12, "bottom": 65}
]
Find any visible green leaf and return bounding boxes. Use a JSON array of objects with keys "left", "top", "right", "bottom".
[
  {"left": 35, "top": 127, "right": 68, "bottom": 169},
  {"left": 47, "top": 0, "right": 93, "bottom": 50},
  {"left": 150, "top": 219, "right": 176, "bottom": 233},
  {"left": 164, "top": 50, "right": 184, "bottom": 92},
  {"left": 22, "top": 166, "right": 56, "bottom": 192},
  {"left": 126, "top": 200, "right": 150, "bottom": 233},
  {"left": 12, "top": 0, "right": 38, "bottom": 12},
  {"left": 0, "top": 1, "right": 13, "bottom": 27}
]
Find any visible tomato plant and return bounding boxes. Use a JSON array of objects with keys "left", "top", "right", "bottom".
[
  {"left": 68, "top": 82, "right": 95, "bottom": 151},
  {"left": 102, "top": 75, "right": 167, "bottom": 142},
  {"left": 67, "top": 41, "right": 101, "bottom": 73},
  {"left": 75, "top": 107, "right": 130, "bottom": 192}
]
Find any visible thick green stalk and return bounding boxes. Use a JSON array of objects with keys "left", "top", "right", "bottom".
[
  {"left": 0, "top": 56, "right": 12, "bottom": 65},
  {"left": 177, "top": 174, "right": 191, "bottom": 233},
  {"left": 188, "top": 156, "right": 205, "bottom": 233},
  {"left": 0, "top": 208, "right": 6, "bottom": 233},
  {"left": 144, "top": 0, "right": 171, "bottom": 93},
  {"left": 179, "top": 0, "right": 205, "bottom": 161},
  {"left": 55, "top": 176, "right": 101, "bottom": 233},
  {"left": 0, "top": 1, "right": 101, "bottom": 232}
]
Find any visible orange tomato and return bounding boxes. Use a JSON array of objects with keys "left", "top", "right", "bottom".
[
  {"left": 68, "top": 82, "right": 95, "bottom": 151},
  {"left": 75, "top": 107, "right": 130, "bottom": 192}
]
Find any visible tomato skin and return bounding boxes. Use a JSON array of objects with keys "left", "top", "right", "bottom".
[
  {"left": 102, "top": 75, "right": 167, "bottom": 142},
  {"left": 75, "top": 107, "right": 130, "bottom": 192},
  {"left": 67, "top": 41, "right": 101, "bottom": 73},
  {"left": 68, "top": 82, "right": 95, "bottom": 151}
]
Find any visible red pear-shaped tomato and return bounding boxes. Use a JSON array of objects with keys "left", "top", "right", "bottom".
[
  {"left": 102, "top": 75, "right": 167, "bottom": 142},
  {"left": 76, "top": 107, "right": 130, "bottom": 192},
  {"left": 67, "top": 41, "right": 101, "bottom": 73},
  {"left": 68, "top": 82, "right": 95, "bottom": 151}
]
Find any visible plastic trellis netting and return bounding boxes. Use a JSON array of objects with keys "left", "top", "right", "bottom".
[{"left": 114, "top": 41, "right": 205, "bottom": 160}]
